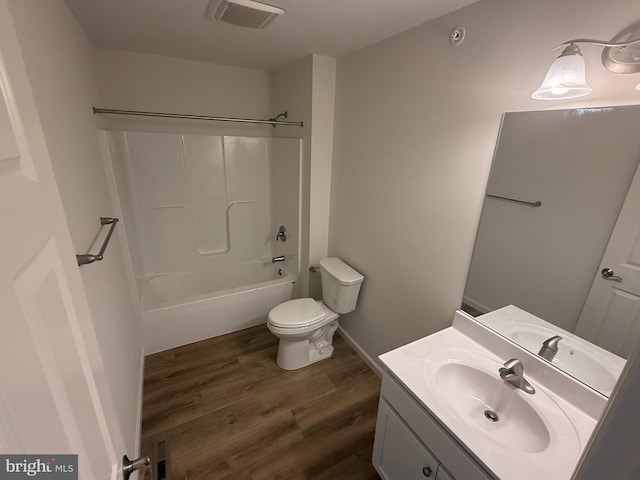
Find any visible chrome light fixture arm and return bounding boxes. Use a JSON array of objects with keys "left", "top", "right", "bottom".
[{"left": 553, "top": 37, "right": 640, "bottom": 50}]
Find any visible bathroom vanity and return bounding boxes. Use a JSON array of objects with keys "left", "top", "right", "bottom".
[
  {"left": 372, "top": 311, "right": 604, "bottom": 480},
  {"left": 374, "top": 373, "right": 491, "bottom": 479}
]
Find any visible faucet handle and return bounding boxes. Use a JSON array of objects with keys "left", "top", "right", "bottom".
[
  {"left": 501, "top": 358, "right": 524, "bottom": 375},
  {"left": 499, "top": 358, "right": 536, "bottom": 394},
  {"left": 275, "top": 225, "right": 287, "bottom": 242}
]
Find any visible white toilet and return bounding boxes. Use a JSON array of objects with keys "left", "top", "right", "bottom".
[{"left": 267, "top": 257, "right": 364, "bottom": 370}]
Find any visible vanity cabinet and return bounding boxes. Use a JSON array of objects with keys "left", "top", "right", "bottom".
[
  {"left": 373, "top": 373, "right": 495, "bottom": 480},
  {"left": 374, "top": 400, "right": 452, "bottom": 479}
]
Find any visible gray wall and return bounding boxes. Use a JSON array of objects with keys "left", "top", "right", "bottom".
[
  {"left": 330, "top": 0, "right": 640, "bottom": 362},
  {"left": 95, "top": 48, "right": 272, "bottom": 137}
]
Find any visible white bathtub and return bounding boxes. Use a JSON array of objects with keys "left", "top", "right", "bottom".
[{"left": 142, "top": 267, "right": 297, "bottom": 354}]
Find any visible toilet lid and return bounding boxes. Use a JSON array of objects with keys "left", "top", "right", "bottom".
[{"left": 269, "top": 298, "right": 325, "bottom": 328}]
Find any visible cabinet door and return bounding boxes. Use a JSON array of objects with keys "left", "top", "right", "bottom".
[{"left": 374, "top": 400, "right": 440, "bottom": 479}]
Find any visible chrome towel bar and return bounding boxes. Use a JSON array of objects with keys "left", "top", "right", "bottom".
[
  {"left": 76, "top": 217, "right": 119, "bottom": 266},
  {"left": 487, "top": 194, "right": 542, "bottom": 207}
]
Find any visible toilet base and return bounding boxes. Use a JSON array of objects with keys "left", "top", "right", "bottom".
[{"left": 275, "top": 320, "right": 338, "bottom": 370}]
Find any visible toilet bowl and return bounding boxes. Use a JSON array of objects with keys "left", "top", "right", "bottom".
[{"left": 267, "top": 257, "right": 364, "bottom": 370}]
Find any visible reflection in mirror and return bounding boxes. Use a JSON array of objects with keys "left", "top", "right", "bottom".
[{"left": 463, "top": 105, "right": 640, "bottom": 396}]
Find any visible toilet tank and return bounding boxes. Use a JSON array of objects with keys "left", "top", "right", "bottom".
[{"left": 318, "top": 257, "right": 364, "bottom": 314}]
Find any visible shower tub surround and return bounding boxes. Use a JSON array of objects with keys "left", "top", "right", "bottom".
[{"left": 101, "top": 131, "right": 302, "bottom": 353}]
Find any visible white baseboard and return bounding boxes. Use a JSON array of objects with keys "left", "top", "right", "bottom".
[{"left": 337, "top": 326, "right": 383, "bottom": 378}]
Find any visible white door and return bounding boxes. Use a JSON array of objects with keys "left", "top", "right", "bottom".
[
  {"left": 0, "top": 1, "right": 124, "bottom": 478},
  {"left": 575, "top": 158, "right": 640, "bottom": 358}
]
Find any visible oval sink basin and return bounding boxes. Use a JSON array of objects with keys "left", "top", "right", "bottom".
[
  {"left": 435, "top": 362, "right": 550, "bottom": 452},
  {"left": 423, "top": 349, "right": 580, "bottom": 457}
]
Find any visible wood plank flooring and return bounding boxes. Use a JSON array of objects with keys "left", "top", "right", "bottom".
[{"left": 140, "top": 324, "right": 382, "bottom": 480}]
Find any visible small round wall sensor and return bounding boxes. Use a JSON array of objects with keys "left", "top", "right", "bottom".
[{"left": 450, "top": 26, "right": 466, "bottom": 46}]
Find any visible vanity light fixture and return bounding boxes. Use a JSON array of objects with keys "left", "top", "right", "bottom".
[{"left": 532, "top": 34, "right": 640, "bottom": 100}]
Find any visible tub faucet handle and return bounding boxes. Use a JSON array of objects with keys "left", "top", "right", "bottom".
[{"left": 276, "top": 226, "right": 287, "bottom": 242}]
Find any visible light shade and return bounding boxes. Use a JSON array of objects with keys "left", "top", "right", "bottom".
[{"left": 532, "top": 44, "right": 592, "bottom": 100}]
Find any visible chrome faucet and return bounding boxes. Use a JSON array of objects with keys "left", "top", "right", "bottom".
[
  {"left": 538, "top": 335, "right": 562, "bottom": 361},
  {"left": 499, "top": 359, "right": 535, "bottom": 394}
]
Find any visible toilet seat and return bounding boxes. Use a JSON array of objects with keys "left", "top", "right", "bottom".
[{"left": 268, "top": 298, "right": 326, "bottom": 329}]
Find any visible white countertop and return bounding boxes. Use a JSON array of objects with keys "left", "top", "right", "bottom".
[{"left": 379, "top": 311, "right": 599, "bottom": 480}]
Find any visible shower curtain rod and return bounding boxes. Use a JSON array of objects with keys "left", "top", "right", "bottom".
[{"left": 92, "top": 107, "right": 304, "bottom": 128}]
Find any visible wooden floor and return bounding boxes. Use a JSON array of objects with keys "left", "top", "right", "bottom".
[{"left": 140, "top": 324, "right": 382, "bottom": 480}]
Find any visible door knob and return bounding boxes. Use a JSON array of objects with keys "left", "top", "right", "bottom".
[
  {"left": 601, "top": 268, "right": 623, "bottom": 281},
  {"left": 123, "top": 454, "right": 150, "bottom": 480}
]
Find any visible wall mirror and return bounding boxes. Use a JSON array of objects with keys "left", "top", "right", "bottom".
[{"left": 463, "top": 105, "right": 640, "bottom": 397}]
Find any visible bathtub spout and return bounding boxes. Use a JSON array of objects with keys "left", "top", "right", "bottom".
[{"left": 272, "top": 256, "right": 286, "bottom": 263}]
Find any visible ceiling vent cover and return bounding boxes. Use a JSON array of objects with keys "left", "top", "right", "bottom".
[{"left": 207, "top": 0, "right": 284, "bottom": 29}]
